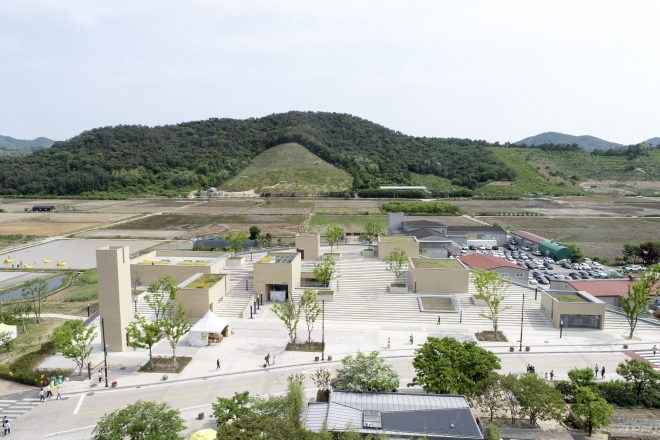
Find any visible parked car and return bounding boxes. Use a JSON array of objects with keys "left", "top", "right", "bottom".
[
  {"left": 525, "top": 261, "right": 535, "bottom": 269},
  {"left": 521, "top": 246, "right": 530, "bottom": 251},
  {"left": 460, "top": 244, "right": 468, "bottom": 250},
  {"left": 532, "top": 250, "right": 542, "bottom": 256},
  {"left": 492, "top": 245, "right": 499, "bottom": 250},
  {"left": 536, "top": 276, "right": 550, "bottom": 285},
  {"left": 561, "top": 262, "right": 572, "bottom": 269},
  {"left": 518, "top": 261, "right": 527, "bottom": 268},
  {"left": 507, "top": 245, "right": 516, "bottom": 251},
  {"left": 536, "top": 266, "right": 548, "bottom": 272},
  {"left": 477, "top": 245, "right": 486, "bottom": 250},
  {"left": 469, "top": 245, "right": 477, "bottom": 250},
  {"left": 544, "top": 262, "right": 553, "bottom": 269},
  {"left": 528, "top": 278, "right": 538, "bottom": 285},
  {"left": 623, "top": 264, "right": 643, "bottom": 271},
  {"left": 592, "top": 262, "right": 603, "bottom": 268},
  {"left": 510, "top": 239, "right": 518, "bottom": 245},
  {"left": 588, "top": 271, "right": 601, "bottom": 278},
  {"left": 572, "top": 263, "right": 580, "bottom": 270},
  {"left": 460, "top": 249, "right": 467, "bottom": 254},
  {"left": 521, "top": 254, "right": 529, "bottom": 260},
  {"left": 512, "top": 252, "right": 520, "bottom": 258},
  {"left": 569, "top": 274, "right": 582, "bottom": 280},
  {"left": 595, "top": 270, "right": 608, "bottom": 278}
]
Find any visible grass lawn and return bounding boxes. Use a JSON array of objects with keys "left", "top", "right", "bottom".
[
  {"left": 64, "top": 283, "right": 98, "bottom": 302},
  {"left": 285, "top": 342, "right": 324, "bottom": 352},
  {"left": 186, "top": 274, "right": 223, "bottom": 289},
  {"left": 307, "top": 215, "right": 387, "bottom": 234},
  {"left": 411, "top": 258, "right": 462, "bottom": 269},
  {"left": 220, "top": 143, "right": 352, "bottom": 195},
  {"left": 552, "top": 294, "right": 587, "bottom": 303},
  {"left": 0, "top": 234, "right": 45, "bottom": 252},
  {"left": 138, "top": 356, "right": 192, "bottom": 373},
  {"left": 0, "top": 317, "right": 68, "bottom": 364}
]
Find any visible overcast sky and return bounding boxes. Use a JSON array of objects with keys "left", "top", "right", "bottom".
[{"left": 1, "top": 1, "right": 658, "bottom": 144}]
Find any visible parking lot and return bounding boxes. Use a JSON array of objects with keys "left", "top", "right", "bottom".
[{"left": 458, "top": 240, "right": 622, "bottom": 288}]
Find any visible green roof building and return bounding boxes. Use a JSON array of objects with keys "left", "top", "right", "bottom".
[{"left": 538, "top": 240, "right": 573, "bottom": 261}]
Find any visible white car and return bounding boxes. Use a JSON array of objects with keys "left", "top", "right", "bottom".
[
  {"left": 624, "top": 265, "right": 643, "bottom": 271},
  {"left": 460, "top": 245, "right": 468, "bottom": 250},
  {"left": 532, "top": 250, "right": 542, "bottom": 256},
  {"left": 460, "top": 249, "right": 468, "bottom": 254},
  {"left": 528, "top": 278, "right": 538, "bottom": 285},
  {"left": 521, "top": 254, "right": 529, "bottom": 260},
  {"left": 521, "top": 246, "right": 530, "bottom": 251},
  {"left": 477, "top": 245, "right": 486, "bottom": 250},
  {"left": 592, "top": 262, "right": 603, "bottom": 268},
  {"left": 595, "top": 270, "right": 608, "bottom": 278},
  {"left": 580, "top": 263, "right": 592, "bottom": 270}
]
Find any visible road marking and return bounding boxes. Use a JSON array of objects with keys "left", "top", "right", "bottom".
[
  {"left": 73, "top": 394, "right": 85, "bottom": 415},
  {"left": 0, "top": 400, "right": 18, "bottom": 403},
  {"left": 43, "top": 425, "right": 96, "bottom": 438}
]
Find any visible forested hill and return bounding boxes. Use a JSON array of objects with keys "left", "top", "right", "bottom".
[
  {"left": 0, "top": 112, "right": 514, "bottom": 197},
  {"left": 515, "top": 132, "right": 622, "bottom": 152},
  {"left": 0, "top": 135, "right": 54, "bottom": 149}
]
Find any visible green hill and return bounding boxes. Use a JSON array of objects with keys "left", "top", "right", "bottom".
[
  {"left": 0, "top": 135, "right": 54, "bottom": 149},
  {"left": 515, "top": 132, "right": 622, "bottom": 151},
  {"left": 220, "top": 143, "right": 351, "bottom": 196}
]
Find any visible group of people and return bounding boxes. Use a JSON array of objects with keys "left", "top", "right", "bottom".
[
  {"left": 39, "top": 384, "right": 61, "bottom": 401},
  {"left": 526, "top": 364, "right": 536, "bottom": 373},
  {"left": 595, "top": 364, "right": 605, "bottom": 379}
]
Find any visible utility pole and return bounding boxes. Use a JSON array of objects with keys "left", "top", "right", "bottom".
[
  {"left": 101, "top": 318, "right": 109, "bottom": 387},
  {"left": 519, "top": 293, "right": 525, "bottom": 351},
  {"left": 321, "top": 300, "right": 325, "bottom": 361}
]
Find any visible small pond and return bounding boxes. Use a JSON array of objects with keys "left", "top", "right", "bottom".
[{"left": 0, "top": 274, "right": 68, "bottom": 302}]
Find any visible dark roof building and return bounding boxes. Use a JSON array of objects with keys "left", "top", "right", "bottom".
[
  {"left": 32, "top": 205, "right": 56, "bottom": 212},
  {"left": 306, "top": 391, "right": 483, "bottom": 440},
  {"left": 458, "top": 253, "right": 521, "bottom": 271},
  {"left": 510, "top": 230, "right": 547, "bottom": 244},
  {"left": 194, "top": 237, "right": 259, "bottom": 250}
]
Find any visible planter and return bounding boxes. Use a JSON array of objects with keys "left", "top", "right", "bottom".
[
  {"left": 509, "top": 346, "right": 514, "bottom": 352},
  {"left": 315, "top": 290, "right": 335, "bottom": 302},
  {"left": 162, "top": 374, "right": 168, "bottom": 381},
  {"left": 324, "top": 253, "right": 341, "bottom": 262},
  {"left": 389, "top": 284, "right": 408, "bottom": 294},
  {"left": 111, "top": 381, "right": 117, "bottom": 388},
  {"left": 315, "top": 356, "right": 320, "bottom": 361},
  {"left": 471, "top": 295, "right": 488, "bottom": 307},
  {"left": 623, "top": 344, "right": 629, "bottom": 349},
  {"left": 327, "top": 355, "right": 333, "bottom": 361},
  {"left": 227, "top": 257, "right": 245, "bottom": 267},
  {"left": 362, "top": 249, "right": 374, "bottom": 258},
  {"left": 198, "top": 412, "right": 204, "bottom": 420},
  {"left": 525, "top": 346, "right": 530, "bottom": 352}
]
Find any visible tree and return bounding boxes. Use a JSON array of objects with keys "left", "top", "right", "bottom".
[
  {"left": 622, "top": 244, "right": 641, "bottom": 264},
  {"left": 325, "top": 224, "right": 344, "bottom": 253},
  {"left": 383, "top": 247, "right": 408, "bottom": 281},
  {"left": 571, "top": 386, "right": 614, "bottom": 436},
  {"left": 131, "top": 264, "right": 144, "bottom": 295},
  {"left": 161, "top": 304, "right": 191, "bottom": 368},
  {"left": 215, "top": 415, "right": 317, "bottom": 440},
  {"left": 501, "top": 373, "right": 522, "bottom": 424},
  {"left": 126, "top": 314, "right": 163, "bottom": 371},
  {"left": 514, "top": 373, "right": 566, "bottom": 426},
  {"left": 616, "top": 358, "right": 660, "bottom": 396},
  {"left": 91, "top": 400, "right": 185, "bottom": 440},
  {"left": 11, "top": 302, "right": 31, "bottom": 334},
  {"left": 472, "top": 269, "right": 511, "bottom": 339},
  {"left": 0, "top": 331, "right": 14, "bottom": 352},
  {"left": 475, "top": 372, "right": 505, "bottom": 423},
  {"left": 336, "top": 351, "right": 400, "bottom": 392},
  {"left": 568, "top": 367, "right": 597, "bottom": 389},
  {"left": 213, "top": 391, "right": 253, "bottom": 425},
  {"left": 485, "top": 423, "right": 502, "bottom": 440},
  {"left": 272, "top": 297, "right": 301, "bottom": 345},
  {"left": 261, "top": 232, "right": 274, "bottom": 247},
  {"left": 299, "top": 288, "right": 321, "bottom": 348},
  {"left": 620, "top": 273, "right": 658, "bottom": 339},
  {"left": 286, "top": 373, "right": 306, "bottom": 427},
  {"left": 564, "top": 243, "right": 585, "bottom": 263},
  {"left": 22, "top": 278, "right": 47, "bottom": 324},
  {"left": 249, "top": 225, "right": 261, "bottom": 240},
  {"left": 226, "top": 231, "right": 249, "bottom": 251},
  {"left": 360, "top": 220, "right": 383, "bottom": 248},
  {"left": 311, "top": 367, "right": 331, "bottom": 393},
  {"left": 638, "top": 242, "right": 660, "bottom": 265},
  {"left": 52, "top": 319, "right": 97, "bottom": 376},
  {"left": 313, "top": 255, "right": 338, "bottom": 290},
  {"left": 144, "top": 275, "right": 178, "bottom": 319},
  {"left": 409, "top": 337, "right": 501, "bottom": 396}
]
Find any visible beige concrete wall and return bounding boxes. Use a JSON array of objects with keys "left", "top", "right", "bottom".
[
  {"left": 174, "top": 274, "right": 229, "bottom": 320},
  {"left": 409, "top": 266, "right": 469, "bottom": 293},
  {"left": 97, "top": 246, "right": 133, "bottom": 352},
  {"left": 296, "top": 234, "right": 321, "bottom": 260},
  {"left": 541, "top": 291, "right": 605, "bottom": 329},
  {"left": 378, "top": 240, "right": 419, "bottom": 260},
  {"left": 130, "top": 251, "right": 228, "bottom": 285},
  {"left": 253, "top": 254, "right": 301, "bottom": 301}
]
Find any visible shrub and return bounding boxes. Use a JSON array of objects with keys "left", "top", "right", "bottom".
[{"left": 0, "top": 340, "right": 74, "bottom": 386}]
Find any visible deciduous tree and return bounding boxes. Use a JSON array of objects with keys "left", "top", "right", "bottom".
[
  {"left": 568, "top": 367, "right": 596, "bottom": 389},
  {"left": 161, "top": 304, "right": 191, "bottom": 368},
  {"left": 299, "top": 288, "right": 321, "bottom": 348},
  {"left": 52, "top": 319, "right": 97, "bottom": 376},
  {"left": 226, "top": 231, "right": 249, "bottom": 251},
  {"left": 472, "top": 269, "right": 511, "bottom": 339},
  {"left": 22, "top": 278, "right": 47, "bottom": 324},
  {"left": 616, "top": 358, "right": 660, "bottom": 396},
  {"left": 144, "top": 275, "right": 178, "bottom": 319},
  {"left": 564, "top": 243, "right": 585, "bottom": 263},
  {"left": 638, "top": 242, "right": 660, "bottom": 265},
  {"left": 622, "top": 244, "right": 640, "bottom": 264},
  {"left": 11, "top": 302, "right": 31, "bottom": 334},
  {"left": 360, "top": 220, "right": 383, "bottom": 248},
  {"left": 409, "top": 337, "right": 501, "bottom": 396},
  {"left": 249, "top": 225, "right": 261, "bottom": 240},
  {"left": 0, "top": 331, "right": 14, "bottom": 352},
  {"left": 313, "top": 255, "right": 338, "bottom": 289},
  {"left": 325, "top": 224, "right": 344, "bottom": 253},
  {"left": 501, "top": 373, "right": 522, "bottom": 424},
  {"left": 91, "top": 400, "right": 185, "bottom": 440},
  {"left": 383, "top": 247, "right": 408, "bottom": 281},
  {"left": 515, "top": 373, "right": 566, "bottom": 426},
  {"left": 475, "top": 372, "right": 505, "bottom": 422},
  {"left": 621, "top": 271, "right": 659, "bottom": 339},
  {"left": 272, "top": 297, "right": 301, "bottom": 345},
  {"left": 336, "top": 351, "right": 399, "bottom": 392},
  {"left": 126, "top": 315, "right": 163, "bottom": 371},
  {"left": 571, "top": 386, "right": 614, "bottom": 436}
]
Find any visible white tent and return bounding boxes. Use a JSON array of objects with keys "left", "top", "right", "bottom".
[
  {"left": 188, "top": 310, "right": 230, "bottom": 347},
  {"left": 0, "top": 323, "right": 17, "bottom": 340}
]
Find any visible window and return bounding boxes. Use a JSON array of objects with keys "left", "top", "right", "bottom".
[
  {"left": 515, "top": 273, "right": 525, "bottom": 278},
  {"left": 501, "top": 273, "right": 509, "bottom": 278}
]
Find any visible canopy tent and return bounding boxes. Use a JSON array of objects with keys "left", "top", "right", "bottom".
[
  {"left": 0, "top": 323, "right": 17, "bottom": 340},
  {"left": 188, "top": 310, "right": 230, "bottom": 347}
]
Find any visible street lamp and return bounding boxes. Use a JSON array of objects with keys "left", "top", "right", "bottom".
[
  {"left": 519, "top": 292, "right": 528, "bottom": 351},
  {"left": 321, "top": 300, "right": 325, "bottom": 361},
  {"left": 134, "top": 297, "right": 138, "bottom": 313},
  {"left": 643, "top": 250, "right": 649, "bottom": 266},
  {"left": 560, "top": 319, "right": 564, "bottom": 338}
]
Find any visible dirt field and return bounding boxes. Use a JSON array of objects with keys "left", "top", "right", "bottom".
[
  {"left": 112, "top": 214, "right": 308, "bottom": 231},
  {"left": 315, "top": 200, "right": 380, "bottom": 208},
  {"left": 76, "top": 229, "right": 182, "bottom": 239},
  {"left": 0, "top": 212, "right": 137, "bottom": 236},
  {"left": 179, "top": 222, "right": 307, "bottom": 239}
]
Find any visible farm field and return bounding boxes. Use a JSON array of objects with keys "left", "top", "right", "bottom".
[
  {"left": 479, "top": 216, "right": 660, "bottom": 262},
  {"left": 0, "top": 212, "right": 138, "bottom": 237},
  {"left": 113, "top": 213, "right": 307, "bottom": 231},
  {"left": 220, "top": 143, "right": 352, "bottom": 196},
  {"left": 307, "top": 215, "right": 387, "bottom": 234}
]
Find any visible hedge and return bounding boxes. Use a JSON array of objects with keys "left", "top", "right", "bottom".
[{"left": 357, "top": 189, "right": 428, "bottom": 199}]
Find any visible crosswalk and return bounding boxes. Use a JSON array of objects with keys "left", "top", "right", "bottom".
[
  {"left": 632, "top": 350, "right": 660, "bottom": 370},
  {"left": 0, "top": 396, "right": 43, "bottom": 419}
]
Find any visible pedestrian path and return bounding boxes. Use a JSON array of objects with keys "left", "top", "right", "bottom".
[
  {"left": 632, "top": 349, "right": 660, "bottom": 370},
  {"left": 0, "top": 396, "right": 43, "bottom": 420}
]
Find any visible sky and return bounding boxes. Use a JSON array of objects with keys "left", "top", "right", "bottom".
[{"left": 1, "top": 1, "right": 659, "bottom": 144}]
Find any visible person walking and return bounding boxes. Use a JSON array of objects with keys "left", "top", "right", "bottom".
[
  {"left": 550, "top": 370, "right": 554, "bottom": 381},
  {"left": 409, "top": 334, "right": 414, "bottom": 345},
  {"left": 594, "top": 364, "right": 599, "bottom": 378},
  {"left": 265, "top": 354, "right": 270, "bottom": 366},
  {"left": 3, "top": 418, "right": 9, "bottom": 436},
  {"left": 653, "top": 345, "right": 657, "bottom": 356},
  {"left": 56, "top": 387, "right": 62, "bottom": 400},
  {"left": 45, "top": 384, "right": 52, "bottom": 398},
  {"left": 601, "top": 366, "right": 605, "bottom": 379},
  {"left": 39, "top": 388, "right": 45, "bottom": 402},
  {"left": 98, "top": 369, "right": 103, "bottom": 383},
  {"left": 216, "top": 359, "right": 221, "bottom": 370},
  {"left": 387, "top": 338, "right": 391, "bottom": 349},
  {"left": 437, "top": 316, "right": 441, "bottom": 325}
]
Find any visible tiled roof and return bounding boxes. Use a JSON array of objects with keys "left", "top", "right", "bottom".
[
  {"left": 510, "top": 230, "right": 548, "bottom": 244},
  {"left": 446, "top": 226, "right": 506, "bottom": 233},
  {"left": 403, "top": 219, "right": 447, "bottom": 228},
  {"left": 566, "top": 280, "right": 635, "bottom": 298},
  {"left": 458, "top": 253, "right": 526, "bottom": 271}
]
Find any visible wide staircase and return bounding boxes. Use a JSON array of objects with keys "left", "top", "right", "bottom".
[{"left": 215, "top": 253, "right": 267, "bottom": 318}]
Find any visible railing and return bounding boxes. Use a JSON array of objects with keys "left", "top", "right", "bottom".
[
  {"left": 606, "top": 305, "right": 660, "bottom": 328},
  {"left": 240, "top": 293, "right": 258, "bottom": 319},
  {"left": 83, "top": 310, "right": 99, "bottom": 327}
]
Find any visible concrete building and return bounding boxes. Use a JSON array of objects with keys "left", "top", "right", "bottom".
[
  {"left": 406, "top": 229, "right": 455, "bottom": 258},
  {"left": 306, "top": 391, "right": 483, "bottom": 440},
  {"left": 295, "top": 233, "right": 321, "bottom": 260},
  {"left": 540, "top": 290, "right": 606, "bottom": 330},
  {"left": 458, "top": 253, "right": 530, "bottom": 285},
  {"left": 378, "top": 236, "right": 420, "bottom": 260},
  {"left": 32, "top": 205, "right": 56, "bottom": 212},
  {"left": 549, "top": 279, "right": 634, "bottom": 307},
  {"left": 445, "top": 226, "right": 507, "bottom": 247},
  {"left": 509, "top": 230, "right": 547, "bottom": 252},
  {"left": 253, "top": 252, "right": 302, "bottom": 301},
  {"left": 408, "top": 258, "right": 469, "bottom": 293},
  {"left": 130, "top": 251, "right": 229, "bottom": 285},
  {"left": 174, "top": 273, "right": 230, "bottom": 319},
  {"left": 97, "top": 246, "right": 132, "bottom": 352}
]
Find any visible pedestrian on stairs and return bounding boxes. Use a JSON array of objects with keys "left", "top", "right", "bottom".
[
  {"left": 550, "top": 370, "right": 554, "bottom": 380},
  {"left": 594, "top": 364, "right": 599, "bottom": 378},
  {"left": 653, "top": 345, "right": 657, "bottom": 356},
  {"left": 437, "top": 316, "right": 441, "bottom": 325},
  {"left": 265, "top": 354, "right": 270, "bottom": 366},
  {"left": 387, "top": 338, "right": 391, "bottom": 349}
]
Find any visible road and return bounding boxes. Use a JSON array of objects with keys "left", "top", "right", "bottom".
[{"left": 11, "top": 350, "right": 628, "bottom": 439}]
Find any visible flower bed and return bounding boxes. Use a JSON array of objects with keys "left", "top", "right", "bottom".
[
  {"left": 137, "top": 260, "right": 170, "bottom": 265},
  {"left": 176, "top": 260, "right": 208, "bottom": 266},
  {"left": 186, "top": 274, "right": 222, "bottom": 289}
]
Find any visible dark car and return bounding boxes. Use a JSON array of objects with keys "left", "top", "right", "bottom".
[
  {"left": 588, "top": 271, "right": 601, "bottom": 278},
  {"left": 507, "top": 245, "right": 516, "bottom": 251},
  {"left": 510, "top": 239, "right": 518, "bottom": 245},
  {"left": 512, "top": 252, "right": 520, "bottom": 259},
  {"left": 578, "top": 271, "right": 589, "bottom": 277},
  {"left": 580, "top": 274, "right": 592, "bottom": 279},
  {"left": 544, "top": 262, "right": 553, "bottom": 269},
  {"left": 517, "top": 261, "right": 527, "bottom": 268},
  {"left": 492, "top": 245, "right": 499, "bottom": 250},
  {"left": 525, "top": 261, "right": 535, "bottom": 269},
  {"left": 535, "top": 276, "right": 550, "bottom": 285},
  {"left": 469, "top": 245, "right": 477, "bottom": 250},
  {"left": 561, "top": 262, "right": 572, "bottom": 269},
  {"left": 570, "top": 274, "right": 582, "bottom": 280}
]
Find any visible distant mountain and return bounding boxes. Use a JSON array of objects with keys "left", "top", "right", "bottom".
[
  {"left": 644, "top": 137, "right": 660, "bottom": 146},
  {"left": 515, "top": 132, "right": 623, "bottom": 152},
  {"left": 0, "top": 135, "right": 54, "bottom": 150}
]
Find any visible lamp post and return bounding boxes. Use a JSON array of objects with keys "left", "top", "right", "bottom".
[
  {"left": 643, "top": 249, "right": 649, "bottom": 266},
  {"left": 134, "top": 297, "right": 138, "bottom": 314},
  {"left": 101, "top": 318, "right": 109, "bottom": 388},
  {"left": 321, "top": 300, "right": 325, "bottom": 361},
  {"left": 519, "top": 292, "right": 526, "bottom": 351},
  {"left": 560, "top": 319, "right": 564, "bottom": 338}
]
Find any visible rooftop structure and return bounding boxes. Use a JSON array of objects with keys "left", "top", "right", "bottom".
[
  {"left": 306, "top": 391, "right": 482, "bottom": 440},
  {"left": 378, "top": 235, "right": 419, "bottom": 260},
  {"left": 510, "top": 230, "right": 547, "bottom": 244},
  {"left": 130, "top": 251, "right": 229, "bottom": 284},
  {"left": 380, "top": 237, "right": 415, "bottom": 242},
  {"left": 540, "top": 290, "right": 605, "bottom": 329},
  {"left": 379, "top": 186, "right": 430, "bottom": 192},
  {"left": 409, "top": 258, "right": 469, "bottom": 293},
  {"left": 458, "top": 253, "right": 522, "bottom": 271},
  {"left": 549, "top": 279, "right": 635, "bottom": 306},
  {"left": 410, "top": 258, "right": 463, "bottom": 269},
  {"left": 253, "top": 252, "right": 302, "bottom": 301}
]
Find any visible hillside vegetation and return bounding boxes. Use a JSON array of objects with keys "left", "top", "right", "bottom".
[
  {"left": 220, "top": 143, "right": 351, "bottom": 196},
  {"left": 0, "top": 135, "right": 54, "bottom": 150},
  {"left": 516, "top": 132, "right": 622, "bottom": 151}
]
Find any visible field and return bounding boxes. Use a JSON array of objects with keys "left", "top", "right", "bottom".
[
  {"left": 479, "top": 216, "right": 660, "bottom": 262},
  {"left": 220, "top": 143, "right": 352, "bottom": 196},
  {"left": 306, "top": 215, "right": 387, "bottom": 234}
]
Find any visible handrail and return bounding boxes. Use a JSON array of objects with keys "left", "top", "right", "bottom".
[
  {"left": 606, "top": 305, "right": 660, "bottom": 328},
  {"left": 240, "top": 293, "right": 257, "bottom": 319},
  {"left": 83, "top": 310, "right": 99, "bottom": 327}
]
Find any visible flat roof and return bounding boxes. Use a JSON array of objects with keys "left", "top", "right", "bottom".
[
  {"left": 136, "top": 256, "right": 216, "bottom": 266},
  {"left": 403, "top": 219, "right": 447, "bottom": 228},
  {"left": 566, "top": 279, "right": 635, "bottom": 298},
  {"left": 458, "top": 253, "right": 526, "bottom": 271},
  {"left": 511, "top": 230, "right": 548, "bottom": 244},
  {"left": 380, "top": 237, "right": 415, "bottom": 242},
  {"left": 411, "top": 258, "right": 463, "bottom": 269}
]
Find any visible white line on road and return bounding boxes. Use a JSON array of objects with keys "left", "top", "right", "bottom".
[
  {"left": 73, "top": 394, "right": 85, "bottom": 415},
  {"left": 43, "top": 425, "right": 96, "bottom": 438}
]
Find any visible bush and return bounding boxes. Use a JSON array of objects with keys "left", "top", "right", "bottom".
[
  {"left": 358, "top": 189, "right": 428, "bottom": 199},
  {"left": 485, "top": 423, "right": 501, "bottom": 440},
  {"left": 381, "top": 201, "right": 461, "bottom": 214},
  {"left": 0, "top": 340, "right": 74, "bottom": 386},
  {"left": 595, "top": 380, "right": 640, "bottom": 407}
]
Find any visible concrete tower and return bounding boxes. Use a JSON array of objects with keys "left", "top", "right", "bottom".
[{"left": 96, "top": 246, "right": 132, "bottom": 352}]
